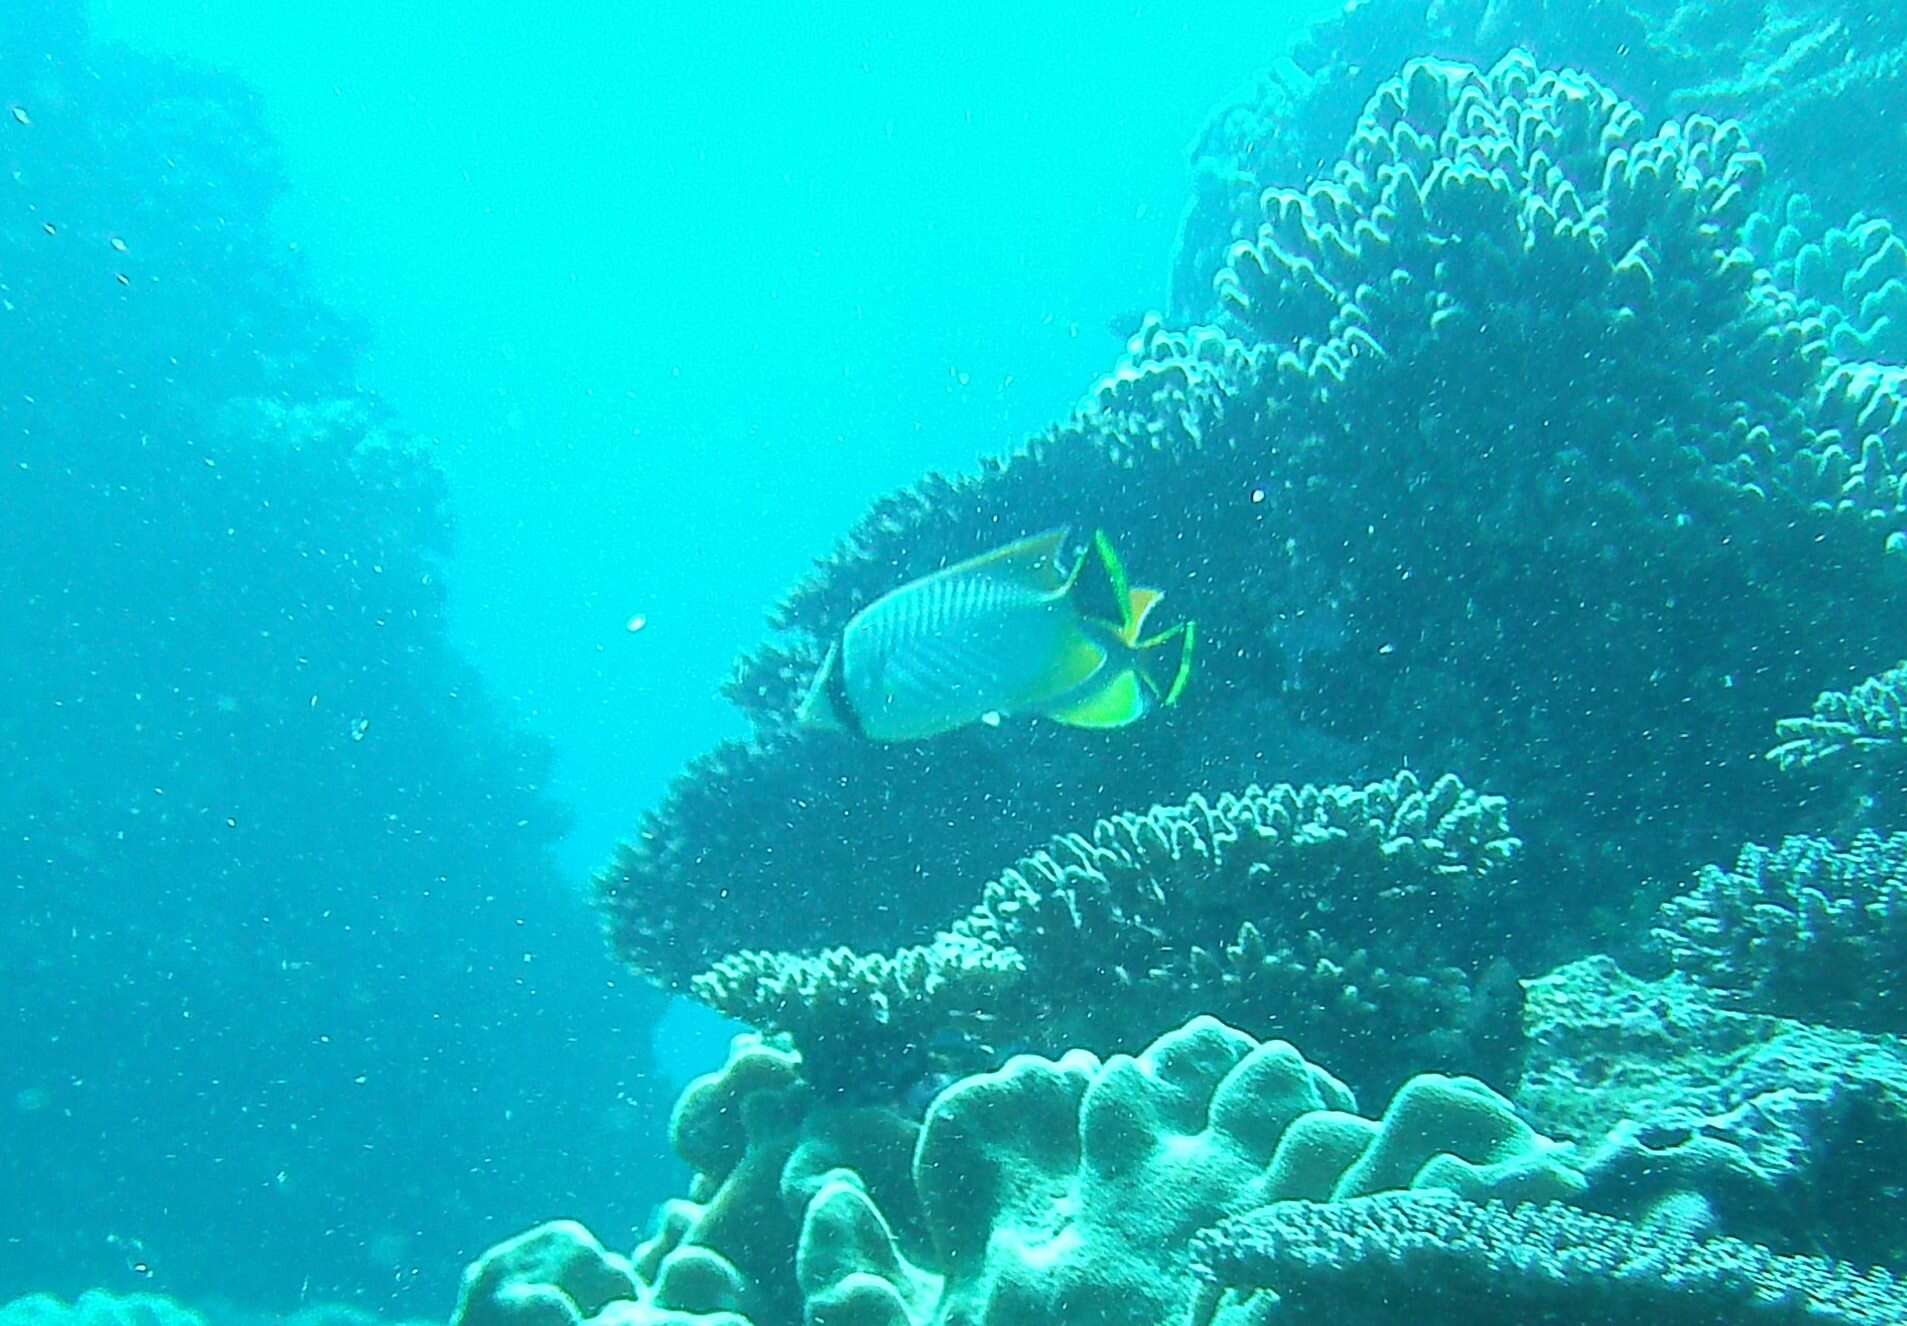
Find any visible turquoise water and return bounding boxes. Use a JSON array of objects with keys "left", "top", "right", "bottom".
[
  {"left": 5, "top": 0, "right": 1332, "bottom": 1314},
  {"left": 12, "top": 2, "right": 1907, "bottom": 1323}
]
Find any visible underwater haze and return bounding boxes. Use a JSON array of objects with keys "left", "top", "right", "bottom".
[
  {"left": 4, "top": 0, "right": 1335, "bottom": 1317},
  {"left": 12, "top": 0, "right": 1907, "bottom": 1325}
]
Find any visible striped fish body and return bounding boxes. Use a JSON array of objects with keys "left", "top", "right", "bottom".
[
  {"left": 839, "top": 561, "right": 1105, "bottom": 742},
  {"left": 795, "top": 527, "right": 1196, "bottom": 742}
]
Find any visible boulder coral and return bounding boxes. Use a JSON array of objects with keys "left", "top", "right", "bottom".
[{"left": 453, "top": 1018, "right": 1583, "bottom": 1326}]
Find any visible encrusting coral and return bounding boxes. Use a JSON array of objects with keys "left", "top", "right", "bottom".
[
  {"left": 1516, "top": 955, "right": 1907, "bottom": 1267},
  {"left": 1652, "top": 831, "right": 1907, "bottom": 1035},
  {"left": 453, "top": 1018, "right": 1584, "bottom": 1326},
  {"left": 692, "top": 770, "right": 1524, "bottom": 1098},
  {"left": 600, "top": 51, "right": 1906, "bottom": 1006},
  {"left": 1189, "top": 1191, "right": 1907, "bottom": 1326}
]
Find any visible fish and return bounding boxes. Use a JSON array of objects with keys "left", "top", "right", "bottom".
[{"left": 796, "top": 527, "right": 1195, "bottom": 742}]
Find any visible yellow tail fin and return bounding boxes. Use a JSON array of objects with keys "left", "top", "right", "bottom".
[{"left": 1134, "top": 621, "right": 1195, "bottom": 706}]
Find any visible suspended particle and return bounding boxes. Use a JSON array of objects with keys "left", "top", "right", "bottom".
[
  {"left": 116, "top": 273, "right": 130, "bottom": 286},
  {"left": 109, "top": 236, "right": 128, "bottom": 252},
  {"left": 8, "top": 106, "right": 28, "bottom": 126},
  {"left": 41, "top": 221, "right": 56, "bottom": 236},
  {"left": 625, "top": 613, "right": 647, "bottom": 633}
]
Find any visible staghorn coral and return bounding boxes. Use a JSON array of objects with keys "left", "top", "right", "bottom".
[
  {"left": 1653, "top": 831, "right": 1907, "bottom": 1034},
  {"left": 1769, "top": 657, "right": 1907, "bottom": 773},
  {"left": 690, "top": 770, "right": 1523, "bottom": 1099},
  {"left": 1189, "top": 1191, "right": 1907, "bottom": 1326}
]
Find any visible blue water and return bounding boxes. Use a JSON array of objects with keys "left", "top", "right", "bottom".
[{"left": 4, "top": 0, "right": 1335, "bottom": 1314}]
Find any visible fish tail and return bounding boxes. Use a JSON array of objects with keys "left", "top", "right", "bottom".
[{"left": 1133, "top": 620, "right": 1196, "bottom": 707}]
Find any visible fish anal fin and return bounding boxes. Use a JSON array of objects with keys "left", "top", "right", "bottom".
[{"left": 1041, "top": 668, "right": 1148, "bottom": 729}]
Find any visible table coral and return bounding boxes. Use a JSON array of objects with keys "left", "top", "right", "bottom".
[
  {"left": 1517, "top": 955, "right": 1907, "bottom": 1267},
  {"left": 1190, "top": 1191, "right": 1907, "bottom": 1326},
  {"left": 1769, "top": 657, "right": 1907, "bottom": 773},
  {"left": 691, "top": 770, "right": 1523, "bottom": 1099}
]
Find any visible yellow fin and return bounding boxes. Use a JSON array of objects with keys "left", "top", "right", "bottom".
[
  {"left": 1134, "top": 621, "right": 1196, "bottom": 706},
  {"left": 1122, "top": 587, "right": 1165, "bottom": 646},
  {"left": 1041, "top": 631, "right": 1112, "bottom": 696},
  {"left": 1041, "top": 668, "right": 1148, "bottom": 729},
  {"left": 938, "top": 527, "right": 1073, "bottom": 592}
]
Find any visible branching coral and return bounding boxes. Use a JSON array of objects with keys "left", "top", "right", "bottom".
[
  {"left": 1746, "top": 194, "right": 1907, "bottom": 362},
  {"left": 1190, "top": 1192, "right": 1907, "bottom": 1326},
  {"left": 1652, "top": 831, "right": 1907, "bottom": 1033},
  {"left": 1769, "top": 658, "right": 1907, "bottom": 773},
  {"left": 1170, "top": 0, "right": 1907, "bottom": 321},
  {"left": 689, "top": 770, "right": 1523, "bottom": 1099}
]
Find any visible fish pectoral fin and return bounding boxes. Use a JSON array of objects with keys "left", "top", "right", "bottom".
[
  {"left": 1134, "top": 621, "right": 1196, "bottom": 706},
  {"left": 1040, "top": 668, "right": 1149, "bottom": 729},
  {"left": 796, "top": 641, "right": 849, "bottom": 733}
]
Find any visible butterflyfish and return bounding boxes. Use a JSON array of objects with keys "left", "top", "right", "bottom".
[{"left": 796, "top": 527, "right": 1195, "bottom": 742}]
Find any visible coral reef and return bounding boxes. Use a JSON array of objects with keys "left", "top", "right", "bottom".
[
  {"left": 1769, "top": 657, "right": 1907, "bottom": 773},
  {"left": 605, "top": 51, "right": 1905, "bottom": 1023},
  {"left": 692, "top": 770, "right": 1523, "bottom": 1097},
  {"left": 1170, "top": 0, "right": 1907, "bottom": 321},
  {"left": 1189, "top": 1191, "right": 1907, "bottom": 1326},
  {"left": 1652, "top": 832, "right": 1907, "bottom": 1034},
  {"left": 457, "top": 1017, "right": 1583, "bottom": 1326},
  {"left": 0, "top": 1295, "right": 434, "bottom": 1326},
  {"left": 3, "top": 2, "right": 665, "bottom": 1311},
  {"left": 1516, "top": 955, "right": 1907, "bottom": 1266}
]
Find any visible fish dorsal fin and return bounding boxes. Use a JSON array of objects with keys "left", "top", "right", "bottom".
[
  {"left": 1123, "top": 587, "right": 1165, "bottom": 645},
  {"left": 1041, "top": 668, "right": 1149, "bottom": 730},
  {"left": 940, "top": 526, "right": 1073, "bottom": 591}
]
